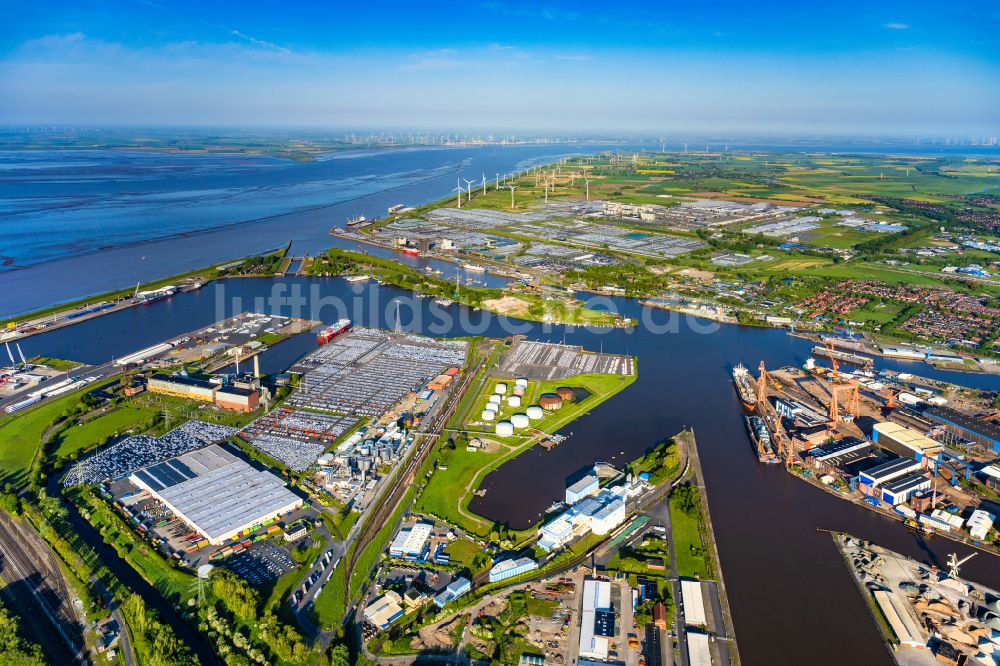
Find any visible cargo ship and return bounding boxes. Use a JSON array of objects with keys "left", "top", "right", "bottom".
[
  {"left": 402, "top": 247, "right": 420, "bottom": 256},
  {"left": 731, "top": 363, "right": 758, "bottom": 410},
  {"left": 346, "top": 214, "right": 367, "bottom": 227},
  {"left": 744, "top": 415, "right": 778, "bottom": 463},
  {"left": 136, "top": 286, "right": 177, "bottom": 305},
  {"left": 316, "top": 319, "right": 351, "bottom": 345},
  {"left": 463, "top": 263, "right": 486, "bottom": 272}
]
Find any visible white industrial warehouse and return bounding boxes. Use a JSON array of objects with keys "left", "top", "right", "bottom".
[{"left": 129, "top": 445, "right": 303, "bottom": 545}]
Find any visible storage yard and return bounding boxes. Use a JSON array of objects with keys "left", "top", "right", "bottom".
[
  {"left": 497, "top": 339, "right": 636, "bottom": 381},
  {"left": 62, "top": 420, "right": 237, "bottom": 486},
  {"left": 288, "top": 328, "right": 468, "bottom": 416},
  {"left": 238, "top": 407, "right": 359, "bottom": 471},
  {"left": 838, "top": 534, "right": 1000, "bottom": 666}
]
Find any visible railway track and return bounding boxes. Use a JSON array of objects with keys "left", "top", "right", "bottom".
[
  {"left": 0, "top": 511, "right": 88, "bottom": 664},
  {"left": 344, "top": 348, "right": 486, "bottom": 589}
]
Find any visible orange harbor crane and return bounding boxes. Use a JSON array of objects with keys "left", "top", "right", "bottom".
[{"left": 757, "top": 361, "right": 795, "bottom": 465}]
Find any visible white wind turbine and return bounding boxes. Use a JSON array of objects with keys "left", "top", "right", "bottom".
[
  {"left": 508, "top": 184, "right": 517, "bottom": 209},
  {"left": 481, "top": 174, "right": 487, "bottom": 195},
  {"left": 584, "top": 177, "right": 590, "bottom": 200},
  {"left": 454, "top": 177, "right": 463, "bottom": 208},
  {"left": 463, "top": 178, "right": 475, "bottom": 203}
]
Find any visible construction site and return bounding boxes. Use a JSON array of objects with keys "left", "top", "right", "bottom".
[{"left": 737, "top": 338, "right": 999, "bottom": 554}]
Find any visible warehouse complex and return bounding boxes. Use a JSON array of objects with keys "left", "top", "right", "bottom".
[{"left": 129, "top": 445, "right": 303, "bottom": 545}]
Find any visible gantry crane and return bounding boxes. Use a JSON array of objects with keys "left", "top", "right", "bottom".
[{"left": 758, "top": 360, "right": 795, "bottom": 465}]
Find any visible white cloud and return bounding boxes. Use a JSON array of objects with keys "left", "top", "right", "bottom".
[{"left": 884, "top": 22, "right": 909, "bottom": 29}]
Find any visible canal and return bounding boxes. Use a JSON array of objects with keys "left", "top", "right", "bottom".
[{"left": 27, "top": 277, "right": 1000, "bottom": 666}]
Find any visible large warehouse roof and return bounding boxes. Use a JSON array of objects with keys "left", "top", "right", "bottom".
[{"left": 130, "top": 445, "right": 302, "bottom": 544}]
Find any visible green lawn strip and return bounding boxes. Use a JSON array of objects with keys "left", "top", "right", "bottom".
[
  {"left": 26, "top": 356, "right": 84, "bottom": 372},
  {"left": 669, "top": 486, "right": 711, "bottom": 579}
]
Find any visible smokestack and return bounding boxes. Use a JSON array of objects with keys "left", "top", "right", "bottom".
[{"left": 254, "top": 354, "right": 260, "bottom": 378}]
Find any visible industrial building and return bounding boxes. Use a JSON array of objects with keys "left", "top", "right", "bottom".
[
  {"left": 681, "top": 580, "right": 707, "bottom": 627},
  {"left": 967, "top": 510, "right": 995, "bottom": 540},
  {"left": 538, "top": 484, "right": 632, "bottom": 551},
  {"left": 687, "top": 631, "right": 714, "bottom": 666},
  {"left": 129, "top": 445, "right": 303, "bottom": 545},
  {"left": 364, "top": 591, "right": 404, "bottom": 630},
  {"left": 148, "top": 373, "right": 261, "bottom": 413},
  {"left": 433, "top": 577, "right": 470, "bottom": 607},
  {"left": 566, "top": 474, "right": 599, "bottom": 504},
  {"left": 858, "top": 457, "right": 923, "bottom": 490},
  {"left": 879, "top": 473, "right": 931, "bottom": 505},
  {"left": 149, "top": 374, "right": 216, "bottom": 402},
  {"left": 807, "top": 437, "right": 874, "bottom": 473},
  {"left": 923, "top": 405, "right": 1000, "bottom": 453},
  {"left": 578, "top": 579, "right": 612, "bottom": 661},
  {"left": 488, "top": 557, "right": 538, "bottom": 583},
  {"left": 871, "top": 421, "right": 942, "bottom": 461},
  {"left": 389, "top": 522, "right": 433, "bottom": 560}
]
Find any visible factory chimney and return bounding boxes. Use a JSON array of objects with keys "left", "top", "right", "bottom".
[{"left": 253, "top": 354, "right": 261, "bottom": 378}]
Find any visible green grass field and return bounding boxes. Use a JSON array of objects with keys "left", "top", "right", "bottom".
[
  {"left": 51, "top": 405, "right": 156, "bottom": 460},
  {"left": 0, "top": 381, "right": 116, "bottom": 485},
  {"left": 26, "top": 356, "right": 84, "bottom": 372},
  {"left": 846, "top": 302, "right": 905, "bottom": 324},
  {"left": 669, "top": 488, "right": 711, "bottom": 579}
]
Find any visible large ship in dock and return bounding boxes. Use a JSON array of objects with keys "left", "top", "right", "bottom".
[
  {"left": 316, "top": 319, "right": 351, "bottom": 345},
  {"left": 731, "top": 363, "right": 758, "bottom": 410},
  {"left": 136, "top": 285, "right": 177, "bottom": 305},
  {"left": 744, "top": 415, "right": 779, "bottom": 463}
]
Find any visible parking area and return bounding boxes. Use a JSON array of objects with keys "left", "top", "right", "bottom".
[
  {"left": 224, "top": 540, "right": 297, "bottom": 586},
  {"left": 288, "top": 329, "right": 467, "bottom": 416},
  {"left": 64, "top": 420, "right": 237, "bottom": 486},
  {"left": 238, "top": 407, "right": 358, "bottom": 471}
]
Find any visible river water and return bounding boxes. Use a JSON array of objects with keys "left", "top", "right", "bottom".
[
  {"left": 0, "top": 144, "right": 623, "bottom": 317},
  {"left": 26, "top": 277, "right": 1000, "bottom": 666}
]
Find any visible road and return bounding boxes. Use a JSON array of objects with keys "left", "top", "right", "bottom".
[{"left": 0, "top": 510, "right": 89, "bottom": 664}]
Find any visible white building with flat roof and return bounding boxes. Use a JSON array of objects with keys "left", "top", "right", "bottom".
[
  {"left": 389, "top": 522, "right": 433, "bottom": 559},
  {"left": 681, "top": 580, "right": 707, "bottom": 627},
  {"left": 579, "top": 579, "right": 611, "bottom": 661},
  {"left": 129, "top": 445, "right": 303, "bottom": 545},
  {"left": 967, "top": 509, "right": 996, "bottom": 540},
  {"left": 566, "top": 474, "right": 599, "bottom": 504}
]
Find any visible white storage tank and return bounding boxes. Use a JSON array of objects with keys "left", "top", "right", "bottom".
[
  {"left": 481, "top": 408, "right": 497, "bottom": 421},
  {"left": 495, "top": 421, "right": 514, "bottom": 437},
  {"left": 511, "top": 413, "right": 530, "bottom": 429},
  {"left": 526, "top": 405, "right": 544, "bottom": 420},
  {"left": 495, "top": 383, "right": 508, "bottom": 395},
  {"left": 488, "top": 394, "right": 501, "bottom": 405},
  {"left": 514, "top": 378, "right": 528, "bottom": 390},
  {"left": 507, "top": 395, "right": 522, "bottom": 408}
]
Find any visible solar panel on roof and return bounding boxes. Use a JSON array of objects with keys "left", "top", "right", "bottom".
[
  {"left": 169, "top": 459, "right": 195, "bottom": 479},
  {"left": 134, "top": 470, "right": 163, "bottom": 491},
  {"left": 148, "top": 462, "right": 184, "bottom": 487}
]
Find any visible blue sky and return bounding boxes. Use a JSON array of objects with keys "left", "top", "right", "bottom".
[{"left": 1, "top": 1, "right": 998, "bottom": 135}]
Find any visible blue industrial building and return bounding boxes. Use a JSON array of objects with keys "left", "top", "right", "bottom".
[{"left": 923, "top": 405, "right": 1000, "bottom": 454}]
